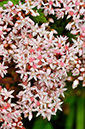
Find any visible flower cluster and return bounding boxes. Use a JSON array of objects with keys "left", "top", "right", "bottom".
[
  {"left": 0, "top": 86, "right": 23, "bottom": 129},
  {"left": 0, "top": 0, "right": 85, "bottom": 128}
]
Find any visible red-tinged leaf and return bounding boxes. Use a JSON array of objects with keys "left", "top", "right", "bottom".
[
  {"left": 14, "top": 73, "right": 19, "bottom": 80},
  {"left": 6, "top": 83, "right": 10, "bottom": 90},
  {"left": 2, "top": 77, "right": 13, "bottom": 82}
]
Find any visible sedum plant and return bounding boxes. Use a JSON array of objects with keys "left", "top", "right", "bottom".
[{"left": 0, "top": 0, "right": 85, "bottom": 128}]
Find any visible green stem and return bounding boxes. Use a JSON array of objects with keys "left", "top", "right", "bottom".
[{"left": 76, "top": 97, "right": 85, "bottom": 129}]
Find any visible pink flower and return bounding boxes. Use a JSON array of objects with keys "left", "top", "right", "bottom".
[
  {"left": 0, "top": 62, "right": 8, "bottom": 78},
  {"left": 1, "top": 88, "right": 14, "bottom": 100}
]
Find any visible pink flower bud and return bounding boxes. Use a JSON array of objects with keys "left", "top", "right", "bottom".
[
  {"left": 72, "top": 79, "right": 79, "bottom": 89},
  {"left": 8, "top": 1, "right": 13, "bottom": 6}
]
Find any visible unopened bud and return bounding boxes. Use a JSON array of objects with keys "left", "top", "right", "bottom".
[{"left": 72, "top": 79, "right": 79, "bottom": 89}]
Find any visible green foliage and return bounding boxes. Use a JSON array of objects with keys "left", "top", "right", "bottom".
[
  {"left": 76, "top": 97, "right": 85, "bottom": 129},
  {"left": 65, "top": 97, "right": 75, "bottom": 129},
  {"left": 12, "top": 0, "right": 24, "bottom": 4},
  {"left": 65, "top": 105, "right": 75, "bottom": 129},
  {"left": 64, "top": 87, "right": 85, "bottom": 129},
  {"left": 10, "top": 0, "right": 19, "bottom": 5},
  {"left": 29, "top": 9, "right": 47, "bottom": 24},
  {"left": 32, "top": 119, "right": 53, "bottom": 129},
  {"left": 0, "top": 0, "right": 9, "bottom": 7},
  {"left": 49, "top": 15, "right": 76, "bottom": 42}
]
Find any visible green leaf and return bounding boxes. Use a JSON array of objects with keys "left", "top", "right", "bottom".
[
  {"left": 31, "top": 16, "right": 47, "bottom": 23},
  {"left": 32, "top": 119, "right": 53, "bottom": 129},
  {"left": 65, "top": 104, "right": 75, "bottom": 129},
  {"left": 65, "top": 96, "right": 76, "bottom": 104},
  {"left": 76, "top": 97, "right": 85, "bottom": 129},
  {"left": 44, "top": 123, "right": 53, "bottom": 129},
  {"left": 30, "top": 15, "right": 47, "bottom": 24},
  {"left": 65, "top": 97, "right": 76, "bottom": 129},
  {"left": 0, "top": 0, "right": 9, "bottom": 8},
  {"left": 29, "top": 9, "right": 47, "bottom": 24}
]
